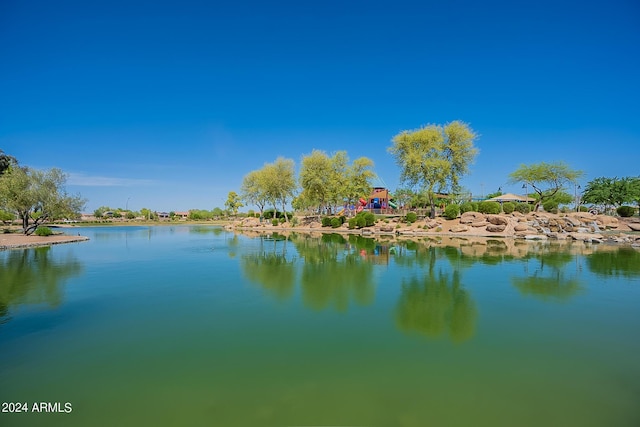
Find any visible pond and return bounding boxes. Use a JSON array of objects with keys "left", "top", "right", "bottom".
[{"left": 1, "top": 226, "right": 639, "bottom": 426}]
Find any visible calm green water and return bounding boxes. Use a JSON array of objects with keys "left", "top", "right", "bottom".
[{"left": 1, "top": 226, "right": 639, "bottom": 427}]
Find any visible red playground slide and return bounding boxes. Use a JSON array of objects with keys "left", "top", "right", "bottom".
[{"left": 356, "top": 197, "right": 367, "bottom": 213}]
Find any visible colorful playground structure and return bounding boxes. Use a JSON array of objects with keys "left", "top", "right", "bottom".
[{"left": 337, "top": 187, "right": 398, "bottom": 215}]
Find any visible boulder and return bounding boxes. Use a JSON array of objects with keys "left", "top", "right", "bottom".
[
  {"left": 628, "top": 223, "right": 640, "bottom": 231},
  {"left": 460, "top": 212, "right": 485, "bottom": 224},
  {"left": 487, "top": 215, "right": 509, "bottom": 226},
  {"left": 241, "top": 217, "right": 261, "bottom": 227},
  {"left": 570, "top": 232, "right": 604, "bottom": 241},
  {"left": 450, "top": 225, "right": 469, "bottom": 233},
  {"left": 486, "top": 224, "right": 506, "bottom": 232},
  {"left": 471, "top": 221, "right": 489, "bottom": 227},
  {"left": 514, "top": 224, "right": 529, "bottom": 232}
]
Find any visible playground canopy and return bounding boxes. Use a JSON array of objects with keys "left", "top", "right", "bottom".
[{"left": 486, "top": 193, "right": 535, "bottom": 203}]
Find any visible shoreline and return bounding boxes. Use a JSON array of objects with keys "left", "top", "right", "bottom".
[{"left": 0, "top": 234, "right": 90, "bottom": 250}]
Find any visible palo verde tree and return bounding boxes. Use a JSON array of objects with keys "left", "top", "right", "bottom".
[
  {"left": 0, "top": 166, "right": 86, "bottom": 235},
  {"left": 224, "top": 191, "right": 243, "bottom": 216},
  {"left": 508, "top": 161, "right": 583, "bottom": 211},
  {"left": 263, "top": 157, "right": 297, "bottom": 222},
  {"left": 240, "top": 169, "right": 269, "bottom": 218},
  {"left": 299, "top": 150, "right": 375, "bottom": 217},
  {"left": 241, "top": 158, "right": 296, "bottom": 221},
  {"left": 388, "top": 121, "right": 479, "bottom": 218},
  {"left": 298, "top": 150, "right": 333, "bottom": 215},
  {"left": 343, "top": 156, "right": 375, "bottom": 214}
]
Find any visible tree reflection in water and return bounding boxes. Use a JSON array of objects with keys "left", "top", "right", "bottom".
[
  {"left": 394, "top": 246, "right": 477, "bottom": 343},
  {"left": 241, "top": 233, "right": 296, "bottom": 301},
  {"left": 294, "top": 234, "right": 376, "bottom": 312},
  {"left": 511, "top": 244, "right": 582, "bottom": 301},
  {"left": 0, "top": 247, "right": 83, "bottom": 324},
  {"left": 586, "top": 247, "right": 640, "bottom": 278}
]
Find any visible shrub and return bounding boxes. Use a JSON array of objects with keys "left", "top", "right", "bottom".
[
  {"left": 35, "top": 227, "right": 53, "bottom": 236},
  {"left": 444, "top": 204, "right": 460, "bottom": 220},
  {"left": 330, "top": 217, "right": 341, "bottom": 228},
  {"left": 515, "top": 203, "right": 531, "bottom": 214},
  {"left": 355, "top": 215, "right": 366, "bottom": 228},
  {"left": 363, "top": 212, "right": 376, "bottom": 226},
  {"left": 348, "top": 218, "right": 357, "bottom": 229},
  {"left": 478, "top": 201, "right": 501, "bottom": 214},
  {"left": 579, "top": 206, "right": 589, "bottom": 212},
  {"left": 339, "top": 215, "right": 346, "bottom": 224},
  {"left": 271, "top": 219, "right": 279, "bottom": 226},
  {"left": 501, "top": 202, "right": 514, "bottom": 214},
  {"left": 263, "top": 209, "right": 274, "bottom": 219},
  {"left": 405, "top": 212, "right": 418, "bottom": 223},
  {"left": 290, "top": 217, "right": 299, "bottom": 226},
  {"left": 460, "top": 202, "right": 475, "bottom": 213},
  {"left": 542, "top": 201, "right": 558, "bottom": 213},
  {"left": 617, "top": 205, "right": 635, "bottom": 217},
  {"left": 321, "top": 217, "right": 332, "bottom": 227}
]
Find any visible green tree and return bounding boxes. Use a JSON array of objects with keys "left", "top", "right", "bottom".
[
  {"left": 0, "top": 167, "right": 85, "bottom": 235},
  {"left": 0, "top": 150, "right": 17, "bottom": 175},
  {"left": 224, "top": 191, "right": 243, "bottom": 216},
  {"left": 508, "top": 161, "right": 583, "bottom": 211},
  {"left": 140, "top": 208, "right": 157, "bottom": 220},
  {"left": 240, "top": 169, "right": 269, "bottom": 218},
  {"left": 343, "top": 156, "right": 375, "bottom": 215},
  {"left": 262, "top": 157, "right": 297, "bottom": 222},
  {"left": 582, "top": 176, "right": 640, "bottom": 213},
  {"left": 299, "top": 150, "right": 333, "bottom": 216},
  {"left": 393, "top": 188, "right": 414, "bottom": 209},
  {"left": 388, "top": 121, "right": 479, "bottom": 218}
]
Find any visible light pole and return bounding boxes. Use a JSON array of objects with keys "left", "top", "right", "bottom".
[
  {"left": 126, "top": 197, "right": 131, "bottom": 211},
  {"left": 574, "top": 184, "right": 581, "bottom": 212}
]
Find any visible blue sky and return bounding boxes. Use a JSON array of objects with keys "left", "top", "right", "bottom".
[{"left": 1, "top": 0, "right": 639, "bottom": 212}]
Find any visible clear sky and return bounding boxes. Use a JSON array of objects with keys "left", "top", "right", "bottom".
[{"left": 1, "top": 0, "right": 639, "bottom": 212}]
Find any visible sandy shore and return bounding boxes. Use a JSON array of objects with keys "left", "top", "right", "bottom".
[{"left": 0, "top": 233, "right": 90, "bottom": 250}]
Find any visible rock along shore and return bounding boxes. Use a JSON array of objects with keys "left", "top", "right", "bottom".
[{"left": 229, "top": 211, "right": 640, "bottom": 246}]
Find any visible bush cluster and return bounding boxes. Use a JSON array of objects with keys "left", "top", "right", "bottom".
[
  {"left": 263, "top": 209, "right": 291, "bottom": 220},
  {"left": 502, "top": 202, "right": 515, "bottom": 214},
  {"left": 347, "top": 211, "right": 376, "bottom": 229},
  {"left": 322, "top": 216, "right": 346, "bottom": 227},
  {"left": 443, "top": 204, "right": 460, "bottom": 220},
  {"left": 460, "top": 202, "right": 475, "bottom": 213},
  {"left": 478, "top": 201, "right": 501, "bottom": 214},
  {"left": 515, "top": 203, "right": 531, "bottom": 214},
  {"left": 617, "top": 205, "right": 635, "bottom": 217},
  {"left": 35, "top": 226, "right": 53, "bottom": 236},
  {"left": 405, "top": 212, "right": 418, "bottom": 223}
]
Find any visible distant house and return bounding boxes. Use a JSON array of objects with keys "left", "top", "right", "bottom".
[
  {"left": 157, "top": 212, "right": 170, "bottom": 220},
  {"left": 174, "top": 211, "right": 189, "bottom": 220}
]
